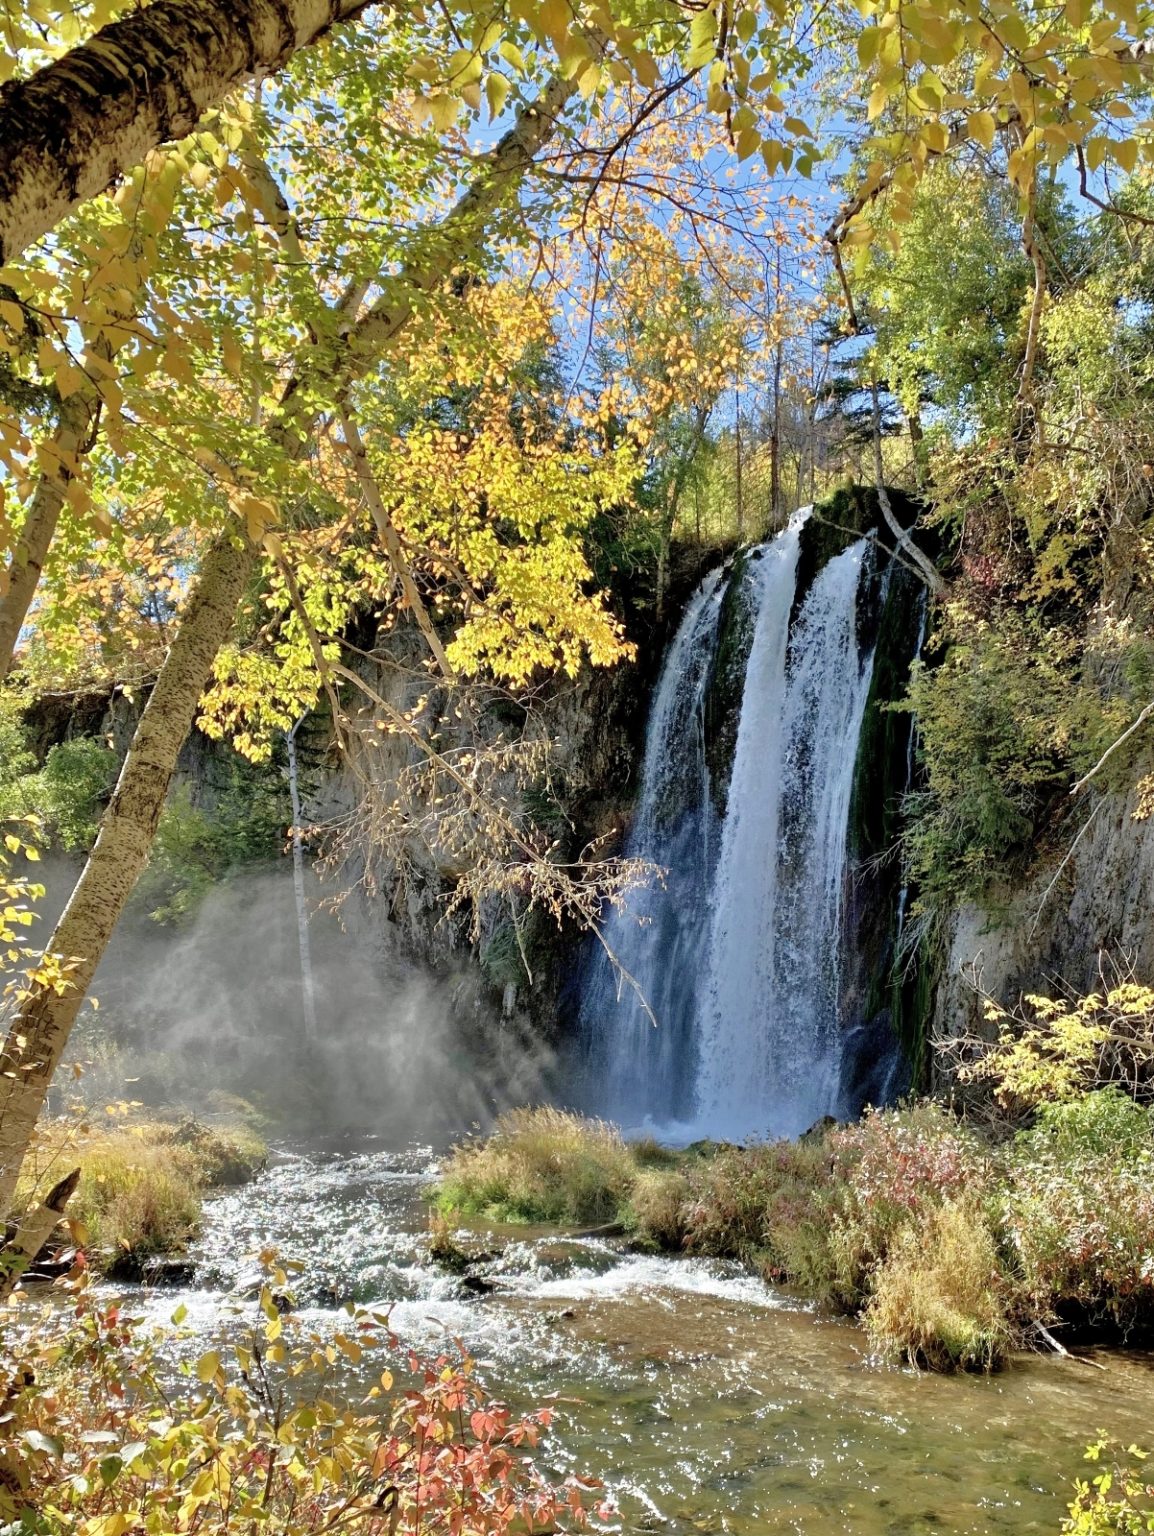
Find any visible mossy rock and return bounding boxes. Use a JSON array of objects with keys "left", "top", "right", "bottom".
[{"left": 702, "top": 550, "right": 758, "bottom": 818}]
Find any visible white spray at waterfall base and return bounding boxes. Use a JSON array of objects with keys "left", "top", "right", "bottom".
[{"left": 68, "top": 867, "right": 555, "bottom": 1137}]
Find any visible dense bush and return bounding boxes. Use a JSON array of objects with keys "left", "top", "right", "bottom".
[
  {"left": 864, "top": 1200, "right": 1009, "bottom": 1370},
  {"left": 435, "top": 1107, "right": 636, "bottom": 1224},
  {"left": 902, "top": 613, "right": 1080, "bottom": 912},
  {"left": 1002, "top": 1092, "right": 1154, "bottom": 1338},
  {"left": 957, "top": 984, "right": 1154, "bottom": 1111},
  {"left": 0, "top": 734, "right": 119, "bottom": 850},
  {"left": 821, "top": 1103, "right": 991, "bottom": 1307},
  {"left": 627, "top": 1168, "right": 693, "bottom": 1249}
]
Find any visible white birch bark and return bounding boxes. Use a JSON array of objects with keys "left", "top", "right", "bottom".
[{"left": 0, "top": 0, "right": 372, "bottom": 264}]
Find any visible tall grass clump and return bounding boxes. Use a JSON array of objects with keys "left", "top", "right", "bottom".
[
  {"left": 16, "top": 1117, "right": 266, "bottom": 1278},
  {"left": 435, "top": 1107, "right": 636, "bottom": 1224},
  {"left": 627, "top": 1168, "right": 693, "bottom": 1249},
  {"left": 865, "top": 1200, "right": 1011, "bottom": 1370}
]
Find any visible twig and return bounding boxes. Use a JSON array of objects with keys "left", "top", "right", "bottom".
[
  {"left": 1072, "top": 700, "right": 1154, "bottom": 796},
  {"left": 1029, "top": 797, "right": 1104, "bottom": 939}
]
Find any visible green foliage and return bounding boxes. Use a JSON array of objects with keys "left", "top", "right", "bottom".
[
  {"left": 0, "top": 735, "right": 118, "bottom": 851},
  {"left": 902, "top": 611, "right": 1083, "bottom": 910},
  {"left": 434, "top": 1106, "right": 637, "bottom": 1225},
  {"left": 1023, "top": 1089, "right": 1154, "bottom": 1163},
  {"left": 137, "top": 755, "right": 289, "bottom": 924},
  {"left": 1064, "top": 1442, "right": 1154, "bottom": 1536},
  {"left": 0, "top": 707, "right": 288, "bottom": 920}
]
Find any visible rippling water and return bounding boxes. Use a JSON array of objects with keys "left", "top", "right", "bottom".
[{"left": 119, "top": 1142, "right": 1154, "bottom": 1536}]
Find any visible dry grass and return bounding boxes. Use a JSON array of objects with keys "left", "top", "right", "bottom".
[
  {"left": 864, "top": 1200, "right": 1011, "bottom": 1371},
  {"left": 435, "top": 1106, "right": 636, "bottom": 1225},
  {"left": 17, "top": 1116, "right": 266, "bottom": 1278},
  {"left": 627, "top": 1168, "right": 692, "bottom": 1248}
]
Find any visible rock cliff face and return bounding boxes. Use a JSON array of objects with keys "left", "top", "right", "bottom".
[
  {"left": 932, "top": 768, "right": 1154, "bottom": 1054},
  {"left": 303, "top": 552, "right": 718, "bottom": 1042}
]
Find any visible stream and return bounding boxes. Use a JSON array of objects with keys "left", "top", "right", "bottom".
[{"left": 122, "top": 1141, "right": 1154, "bottom": 1536}]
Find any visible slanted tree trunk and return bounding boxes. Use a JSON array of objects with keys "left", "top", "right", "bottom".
[
  {"left": 0, "top": 530, "right": 257, "bottom": 1233},
  {"left": 285, "top": 716, "right": 319, "bottom": 1042},
  {"left": 907, "top": 409, "right": 929, "bottom": 491},
  {"left": 0, "top": 0, "right": 373, "bottom": 264},
  {"left": 0, "top": 396, "right": 96, "bottom": 677},
  {"left": 0, "top": 1168, "right": 80, "bottom": 1299},
  {"left": 768, "top": 340, "right": 783, "bottom": 525},
  {"left": 0, "top": 303, "right": 135, "bottom": 678},
  {"left": 870, "top": 377, "right": 944, "bottom": 597}
]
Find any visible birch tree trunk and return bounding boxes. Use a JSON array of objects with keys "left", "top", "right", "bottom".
[
  {"left": 0, "top": 395, "right": 96, "bottom": 677},
  {"left": 285, "top": 717, "right": 319, "bottom": 1042},
  {"left": 0, "top": 0, "right": 372, "bottom": 264},
  {"left": 0, "top": 529, "right": 258, "bottom": 1233}
]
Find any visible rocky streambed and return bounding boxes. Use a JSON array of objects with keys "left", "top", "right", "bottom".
[{"left": 114, "top": 1139, "right": 1154, "bottom": 1536}]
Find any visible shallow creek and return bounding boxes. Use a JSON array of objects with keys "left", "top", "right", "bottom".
[{"left": 122, "top": 1141, "right": 1154, "bottom": 1536}]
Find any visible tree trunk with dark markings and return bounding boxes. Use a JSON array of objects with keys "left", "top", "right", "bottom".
[{"left": 0, "top": 0, "right": 371, "bottom": 264}]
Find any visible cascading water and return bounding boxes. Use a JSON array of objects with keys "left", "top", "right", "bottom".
[
  {"left": 579, "top": 508, "right": 894, "bottom": 1141},
  {"left": 577, "top": 569, "right": 727, "bottom": 1128},
  {"left": 695, "top": 530, "right": 880, "bottom": 1140}
]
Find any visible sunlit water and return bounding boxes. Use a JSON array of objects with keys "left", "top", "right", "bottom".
[{"left": 119, "top": 1143, "right": 1154, "bottom": 1536}]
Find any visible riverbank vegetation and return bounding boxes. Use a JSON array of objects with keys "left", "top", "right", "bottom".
[
  {"left": 434, "top": 1086, "right": 1154, "bottom": 1372},
  {"left": 15, "top": 1115, "right": 265, "bottom": 1279}
]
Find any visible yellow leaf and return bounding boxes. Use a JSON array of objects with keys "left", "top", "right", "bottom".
[
  {"left": 425, "top": 93, "right": 459, "bottom": 132},
  {"left": 867, "top": 82, "right": 889, "bottom": 120},
  {"left": 196, "top": 1350, "right": 221, "bottom": 1382},
  {"left": 968, "top": 110, "right": 996, "bottom": 149},
  {"left": 1114, "top": 136, "right": 1138, "bottom": 172},
  {"left": 735, "top": 126, "right": 761, "bottom": 161},
  {"left": 485, "top": 72, "right": 510, "bottom": 119},
  {"left": 857, "top": 26, "right": 880, "bottom": 65}
]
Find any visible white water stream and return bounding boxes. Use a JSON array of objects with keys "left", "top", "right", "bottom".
[
  {"left": 114, "top": 1143, "right": 1154, "bottom": 1536},
  {"left": 581, "top": 512, "right": 885, "bottom": 1140}
]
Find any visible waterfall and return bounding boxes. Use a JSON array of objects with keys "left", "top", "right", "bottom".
[
  {"left": 577, "top": 568, "right": 727, "bottom": 1128},
  {"left": 694, "top": 532, "right": 879, "bottom": 1139},
  {"left": 579, "top": 510, "right": 891, "bottom": 1141}
]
